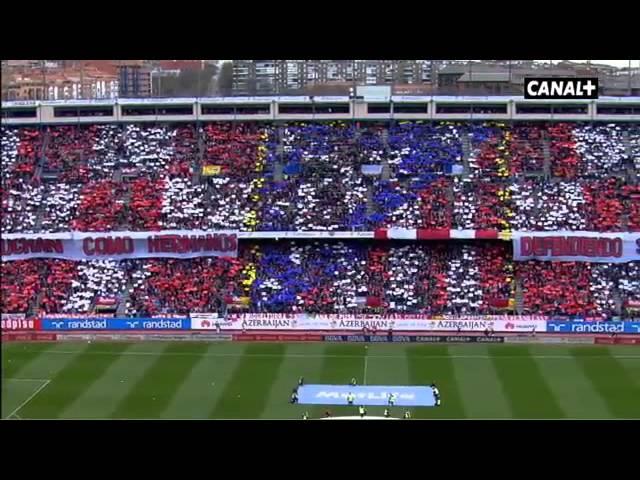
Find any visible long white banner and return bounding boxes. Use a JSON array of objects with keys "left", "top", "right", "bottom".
[
  {"left": 1, "top": 230, "right": 238, "bottom": 261},
  {"left": 237, "top": 231, "right": 375, "bottom": 239},
  {"left": 512, "top": 231, "right": 640, "bottom": 263},
  {"left": 229, "top": 313, "right": 547, "bottom": 322},
  {"left": 195, "top": 314, "right": 546, "bottom": 332}
]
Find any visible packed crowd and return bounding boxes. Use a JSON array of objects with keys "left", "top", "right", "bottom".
[
  {"left": 70, "top": 180, "right": 128, "bottom": 231},
  {"left": 1, "top": 126, "right": 42, "bottom": 181},
  {"left": 0, "top": 260, "right": 42, "bottom": 313},
  {"left": 2, "top": 122, "right": 639, "bottom": 233},
  {"left": 509, "top": 124, "right": 545, "bottom": 173},
  {"left": 548, "top": 123, "right": 581, "bottom": 178},
  {"left": 201, "top": 123, "right": 273, "bottom": 230},
  {"left": 366, "top": 122, "right": 463, "bottom": 229},
  {"left": 517, "top": 260, "right": 639, "bottom": 318},
  {"left": 1, "top": 127, "right": 44, "bottom": 234},
  {"left": 573, "top": 124, "right": 628, "bottom": 177},
  {"left": 518, "top": 261, "right": 595, "bottom": 316},
  {"left": 43, "top": 126, "right": 97, "bottom": 183},
  {"left": 1, "top": 121, "right": 638, "bottom": 320},
  {"left": 2, "top": 243, "right": 637, "bottom": 318},
  {"left": 123, "top": 257, "right": 247, "bottom": 316},
  {"left": 63, "top": 260, "right": 127, "bottom": 313},
  {"left": 280, "top": 122, "right": 368, "bottom": 231}
]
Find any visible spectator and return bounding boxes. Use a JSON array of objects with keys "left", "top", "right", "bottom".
[
  {"left": 63, "top": 260, "right": 127, "bottom": 313},
  {"left": 573, "top": 124, "right": 628, "bottom": 177}
]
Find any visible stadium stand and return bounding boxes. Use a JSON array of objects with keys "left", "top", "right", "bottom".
[
  {"left": 517, "top": 261, "right": 597, "bottom": 317},
  {"left": 547, "top": 123, "right": 581, "bottom": 178},
  {"left": 123, "top": 257, "right": 248, "bottom": 316},
  {"left": 574, "top": 124, "right": 628, "bottom": 177},
  {"left": 71, "top": 180, "right": 128, "bottom": 231},
  {"left": 280, "top": 122, "right": 368, "bottom": 231},
  {"left": 1, "top": 260, "right": 42, "bottom": 313},
  {"left": 63, "top": 260, "right": 127, "bottom": 313},
  {"left": 1, "top": 120, "right": 639, "bottom": 319},
  {"left": 39, "top": 260, "right": 78, "bottom": 314},
  {"left": 508, "top": 124, "right": 545, "bottom": 174},
  {"left": 3, "top": 241, "right": 638, "bottom": 317},
  {"left": 201, "top": 123, "right": 272, "bottom": 230}
]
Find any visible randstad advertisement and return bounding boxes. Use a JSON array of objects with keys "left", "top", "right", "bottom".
[
  {"left": 546, "top": 321, "right": 640, "bottom": 334},
  {"left": 41, "top": 318, "right": 191, "bottom": 331}
]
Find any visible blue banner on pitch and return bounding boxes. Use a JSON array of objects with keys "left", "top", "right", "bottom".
[{"left": 297, "top": 385, "right": 436, "bottom": 406}]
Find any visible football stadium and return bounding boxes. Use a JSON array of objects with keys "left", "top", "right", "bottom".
[{"left": 2, "top": 59, "right": 640, "bottom": 420}]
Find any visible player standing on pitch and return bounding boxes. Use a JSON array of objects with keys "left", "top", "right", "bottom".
[
  {"left": 384, "top": 408, "right": 391, "bottom": 418},
  {"left": 350, "top": 377, "right": 357, "bottom": 386},
  {"left": 388, "top": 392, "right": 397, "bottom": 406},
  {"left": 347, "top": 392, "right": 355, "bottom": 405},
  {"left": 431, "top": 383, "right": 441, "bottom": 406}
]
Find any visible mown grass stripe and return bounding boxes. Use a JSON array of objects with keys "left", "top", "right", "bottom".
[
  {"left": 310, "top": 344, "right": 366, "bottom": 419},
  {"left": 406, "top": 345, "right": 466, "bottom": 419},
  {"left": 2, "top": 343, "right": 55, "bottom": 379},
  {"left": 618, "top": 358, "right": 640, "bottom": 389},
  {"left": 208, "top": 343, "right": 287, "bottom": 419},
  {"left": 161, "top": 344, "right": 248, "bottom": 419},
  {"left": 259, "top": 344, "right": 326, "bottom": 419},
  {"left": 488, "top": 345, "right": 565, "bottom": 419},
  {"left": 18, "top": 343, "right": 129, "bottom": 419},
  {"left": 57, "top": 345, "right": 160, "bottom": 419},
  {"left": 365, "top": 344, "right": 411, "bottom": 419},
  {"left": 109, "top": 343, "right": 210, "bottom": 419},
  {"left": 533, "top": 356, "right": 613, "bottom": 419},
  {"left": 449, "top": 346, "right": 512, "bottom": 419},
  {"left": 570, "top": 347, "right": 640, "bottom": 419},
  {"left": 2, "top": 343, "right": 87, "bottom": 418}
]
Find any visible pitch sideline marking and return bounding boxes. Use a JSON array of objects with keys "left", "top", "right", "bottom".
[
  {"left": 7, "top": 349, "right": 640, "bottom": 360},
  {"left": 5, "top": 379, "right": 51, "bottom": 420}
]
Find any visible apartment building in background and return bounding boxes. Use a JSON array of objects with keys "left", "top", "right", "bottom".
[
  {"left": 231, "top": 60, "right": 436, "bottom": 96},
  {"left": 1, "top": 60, "right": 155, "bottom": 100},
  {"left": 3, "top": 60, "right": 637, "bottom": 100},
  {"left": 436, "top": 61, "right": 640, "bottom": 96},
  {"left": 2, "top": 61, "right": 120, "bottom": 101},
  {"left": 117, "top": 61, "right": 152, "bottom": 98}
]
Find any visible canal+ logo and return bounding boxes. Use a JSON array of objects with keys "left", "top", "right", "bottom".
[{"left": 524, "top": 77, "right": 599, "bottom": 99}]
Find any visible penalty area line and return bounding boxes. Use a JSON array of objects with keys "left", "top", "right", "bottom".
[
  {"left": 5, "top": 379, "right": 51, "bottom": 420},
  {"left": 4, "top": 378, "right": 52, "bottom": 382}
]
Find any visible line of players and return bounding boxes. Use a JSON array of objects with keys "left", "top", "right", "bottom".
[
  {"left": 300, "top": 407, "right": 411, "bottom": 420},
  {"left": 291, "top": 376, "right": 441, "bottom": 419}
]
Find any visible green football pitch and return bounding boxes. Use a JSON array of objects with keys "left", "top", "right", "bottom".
[{"left": 2, "top": 341, "right": 640, "bottom": 419}]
